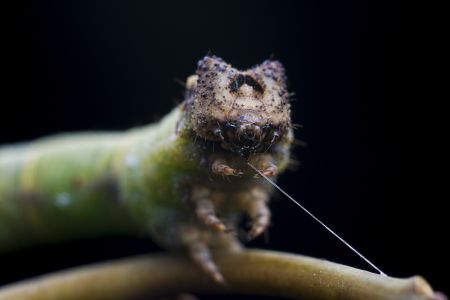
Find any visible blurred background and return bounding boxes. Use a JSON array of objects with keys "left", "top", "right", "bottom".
[{"left": 1, "top": 0, "right": 446, "bottom": 299}]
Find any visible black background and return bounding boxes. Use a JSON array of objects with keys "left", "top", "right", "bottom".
[{"left": 1, "top": 1, "right": 447, "bottom": 299}]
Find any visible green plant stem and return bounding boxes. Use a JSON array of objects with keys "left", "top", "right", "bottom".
[{"left": 0, "top": 249, "right": 441, "bottom": 300}]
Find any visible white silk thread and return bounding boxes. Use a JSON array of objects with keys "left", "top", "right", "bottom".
[{"left": 247, "top": 162, "right": 387, "bottom": 276}]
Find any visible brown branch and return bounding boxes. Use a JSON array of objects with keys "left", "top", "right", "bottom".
[{"left": 0, "top": 249, "right": 443, "bottom": 300}]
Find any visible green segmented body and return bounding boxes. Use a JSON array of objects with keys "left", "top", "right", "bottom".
[
  {"left": 0, "top": 107, "right": 194, "bottom": 251},
  {"left": 0, "top": 56, "right": 293, "bottom": 281}
]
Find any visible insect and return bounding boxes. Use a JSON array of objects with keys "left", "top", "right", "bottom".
[{"left": 0, "top": 55, "right": 293, "bottom": 283}]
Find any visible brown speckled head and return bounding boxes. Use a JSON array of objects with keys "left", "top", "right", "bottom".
[{"left": 186, "top": 55, "right": 292, "bottom": 156}]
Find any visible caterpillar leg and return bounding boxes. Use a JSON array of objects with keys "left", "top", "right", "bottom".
[
  {"left": 237, "top": 187, "right": 271, "bottom": 240},
  {"left": 191, "top": 186, "right": 229, "bottom": 233},
  {"left": 188, "top": 240, "right": 224, "bottom": 283},
  {"left": 252, "top": 154, "right": 278, "bottom": 177},
  {"left": 211, "top": 158, "right": 242, "bottom": 176},
  {"left": 180, "top": 227, "right": 225, "bottom": 283},
  {"left": 151, "top": 223, "right": 228, "bottom": 284}
]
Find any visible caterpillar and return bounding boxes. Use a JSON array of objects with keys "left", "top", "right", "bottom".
[{"left": 0, "top": 55, "right": 293, "bottom": 283}]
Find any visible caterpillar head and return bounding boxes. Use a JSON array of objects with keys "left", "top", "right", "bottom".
[{"left": 187, "top": 55, "right": 292, "bottom": 157}]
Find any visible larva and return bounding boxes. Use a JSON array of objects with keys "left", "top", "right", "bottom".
[{"left": 0, "top": 55, "right": 293, "bottom": 282}]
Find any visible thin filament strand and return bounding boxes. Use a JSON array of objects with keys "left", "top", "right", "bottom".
[{"left": 247, "top": 162, "right": 387, "bottom": 276}]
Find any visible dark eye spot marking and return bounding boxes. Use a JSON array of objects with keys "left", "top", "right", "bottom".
[
  {"left": 229, "top": 74, "right": 245, "bottom": 92},
  {"left": 229, "top": 75, "right": 264, "bottom": 93},
  {"left": 244, "top": 75, "right": 264, "bottom": 93}
]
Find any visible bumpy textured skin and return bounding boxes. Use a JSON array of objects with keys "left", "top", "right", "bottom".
[{"left": 0, "top": 56, "right": 293, "bottom": 282}]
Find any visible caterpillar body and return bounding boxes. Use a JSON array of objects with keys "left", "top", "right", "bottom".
[{"left": 0, "top": 56, "right": 293, "bottom": 282}]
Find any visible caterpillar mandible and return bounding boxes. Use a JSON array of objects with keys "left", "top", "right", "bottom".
[{"left": 0, "top": 55, "right": 293, "bottom": 282}]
